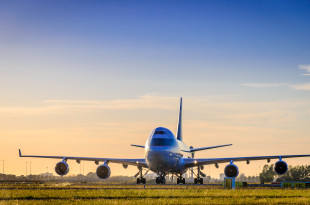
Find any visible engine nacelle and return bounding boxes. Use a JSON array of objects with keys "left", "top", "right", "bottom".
[
  {"left": 96, "top": 164, "right": 111, "bottom": 179},
  {"left": 55, "top": 161, "right": 69, "bottom": 176},
  {"left": 274, "top": 160, "right": 288, "bottom": 175},
  {"left": 224, "top": 164, "right": 239, "bottom": 178},
  {"left": 123, "top": 163, "right": 128, "bottom": 169}
]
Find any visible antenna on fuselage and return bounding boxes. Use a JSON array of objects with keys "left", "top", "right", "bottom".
[{"left": 176, "top": 97, "right": 182, "bottom": 141}]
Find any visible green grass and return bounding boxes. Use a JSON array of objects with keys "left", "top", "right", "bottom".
[{"left": 0, "top": 184, "right": 309, "bottom": 204}]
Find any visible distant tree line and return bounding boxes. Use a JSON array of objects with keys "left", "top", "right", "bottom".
[
  {"left": 259, "top": 164, "right": 310, "bottom": 183},
  {"left": 0, "top": 164, "right": 309, "bottom": 183},
  {"left": 0, "top": 173, "right": 136, "bottom": 183},
  {"left": 235, "top": 173, "right": 260, "bottom": 183}
]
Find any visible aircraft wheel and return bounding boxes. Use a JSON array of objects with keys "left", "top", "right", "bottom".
[
  {"left": 177, "top": 178, "right": 180, "bottom": 184},
  {"left": 199, "top": 178, "right": 203, "bottom": 184},
  {"left": 161, "top": 176, "right": 166, "bottom": 184},
  {"left": 182, "top": 178, "right": 185, "bottom": 184},
  {"left": 194, "top": 178, "right": 198, "bottom": 184},
  {"left": 142, "top": 178, "right": 146, "bottom": 184},
  {"left": 156, "top": 177, "right": 160, "bottom": 184},
  {"left": 137, "top": 178, "right": 141, "bottom": 184}
]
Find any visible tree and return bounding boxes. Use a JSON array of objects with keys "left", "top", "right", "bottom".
[
  {"left": 276, "top": 165, "right": 310, "bottom": 182},
  {"left": 259, "top": 164, "right": 274, "bottom": 183}
]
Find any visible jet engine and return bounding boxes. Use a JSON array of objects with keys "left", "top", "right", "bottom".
[
  {"left": 96, "top": 164, "right": 111, "bottom": 179},
  {"left": 55, "top": 161, "right": 69, "bottom": 176},
  {"left": 274, "top": 160, "right": 288, "bottom": 175},
  {"left": 224, "top": 164, "right": 239, "bottom": 178}
]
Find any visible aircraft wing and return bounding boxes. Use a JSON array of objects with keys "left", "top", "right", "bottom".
[
  {"left": 19, "top": 149, "right": 148, "bottom": 168},
  {"left": 183, "top": 154, "right": 310, "bottom": 168}
]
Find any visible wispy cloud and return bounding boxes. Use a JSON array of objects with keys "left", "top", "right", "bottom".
[
  {"left": 241, "top": 65, "right": 310, "bottom": 91},
  {"left": 298, "top": 65, "right": 310, "bottom": 76},
  {"left": 242, "top": 82, "right": 310, "bottom": 91},
  {"left": 0, "top": 94, "right": 178, "bottom": 116},
  {"left": 289, "top": 83, "right": 310, "bottom": 90},
  {"left": 240, "top": 83, "right": 287, "bottom": 88},
  {"left": 44, "top": 94, "right": 177, "bottom": 110}
]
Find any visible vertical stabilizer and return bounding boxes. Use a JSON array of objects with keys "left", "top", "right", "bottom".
[{"left": 176, "top": 97, "right": 183, "bottom": 141}]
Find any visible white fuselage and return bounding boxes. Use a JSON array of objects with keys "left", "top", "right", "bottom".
[{"left": 144, "top": 127, "right": 191, "bottom": 175}]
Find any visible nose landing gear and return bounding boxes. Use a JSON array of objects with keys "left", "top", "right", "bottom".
[
  {"left": 137, "top": 177, "right": 146, "bottom": 184},
  {"left": 155, "top": 175, "right": 166, "bottom": 184}
]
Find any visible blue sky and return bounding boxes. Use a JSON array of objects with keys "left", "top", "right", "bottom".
[
  {"left": 1, "top": 1, "right": 310, "bottom": 101},
  {"left": 0, "top": 0, "right": 310, "bottom": 176}
]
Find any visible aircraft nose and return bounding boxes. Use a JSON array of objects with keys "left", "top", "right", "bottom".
[{"left": 146, "top": 148, "right": 175, "bottom": 172}]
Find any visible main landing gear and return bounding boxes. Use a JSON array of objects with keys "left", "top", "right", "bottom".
[
  {"left": 193, "top": 166, "right": 205, "bottom": 184},
  {"left": 136, "top": 167, "right": 148, "bottom": 184},
  {"left": 156, "top": 175, "right": 166, "bottom": 184},
  {"left": 137, "top": 177, "right": 146, "bottom": 184},
  {"left": 194, "top": 177, "right": 203, "bottom": 184},
  {"left": 176, "top": 174, "right": 186, "bottom": 184}
]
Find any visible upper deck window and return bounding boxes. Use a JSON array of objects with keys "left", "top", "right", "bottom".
[{"left": 150, "top": 138, "right": 177, "bottom": 147}]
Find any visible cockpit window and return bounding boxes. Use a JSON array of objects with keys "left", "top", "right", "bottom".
[
  {"left": 155, "top": 131, "right": 165, "bottom": 134},
  {"left": 150, "top": 138, "right": 177, "bottom": 146}
]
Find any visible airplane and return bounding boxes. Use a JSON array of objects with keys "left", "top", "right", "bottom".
[{"left": 19, "top": 98, "right": 310, "bottom": 184}]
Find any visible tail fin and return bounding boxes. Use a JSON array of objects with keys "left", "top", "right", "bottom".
[{"left": 176, "top": 97, "right": 182, "bottom": 141}]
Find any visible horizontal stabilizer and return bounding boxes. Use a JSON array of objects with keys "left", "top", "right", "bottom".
[
  {"left": 183, "top": 144, "right": 232, "bottom": 153},
  {"left": 131, "top": 144, "right": 145, "bottom": 148}
]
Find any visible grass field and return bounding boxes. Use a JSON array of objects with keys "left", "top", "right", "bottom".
[{"left": 0, "top": 183, "right": 309, "bottom": 204}]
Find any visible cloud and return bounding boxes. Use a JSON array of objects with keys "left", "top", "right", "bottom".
[
  {"left": 240, "top": 83, "right": 287, "bottom": 88},
  {"left": 44, "top": 94, "right": 177, "bottom": 110},
  {"left": 298, "top": 65, "right": 310, "bottom": 76},
  {"left": 0, "top": 94, "right": 178, "bottom": 116},
  {"left": 289, "top": 83, "right": 310, "bottom": 90},
  {"left": 242, "top": 82, "right": 310, "bottom": 91},
  {"left": 241, "top": 65, "right": 310, "bottom": 91}
]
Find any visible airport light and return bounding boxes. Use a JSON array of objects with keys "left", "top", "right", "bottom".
[
  {"left": 29, "top": 162, "right": 32, "bottom": 175},
  {"left": 25, "top": 162, "right": 32, "bottom": 178}
]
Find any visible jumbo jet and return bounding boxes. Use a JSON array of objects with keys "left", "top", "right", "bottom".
[{"left": 19, "top": 98, "right": 310, "bottom": 184}]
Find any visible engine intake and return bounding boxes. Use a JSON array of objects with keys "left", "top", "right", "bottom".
[
  {"left": 274, "top": 160, "right": 288, "bottom": 175},
  {"left": 96, "top": 164, "right": 111, "bottom": 179},
  {"left": 224, "top": 164, "right": 239, "bottom": 178},
  {"left": 55, "top": 161, "right": 69, "bottom": 176}
]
